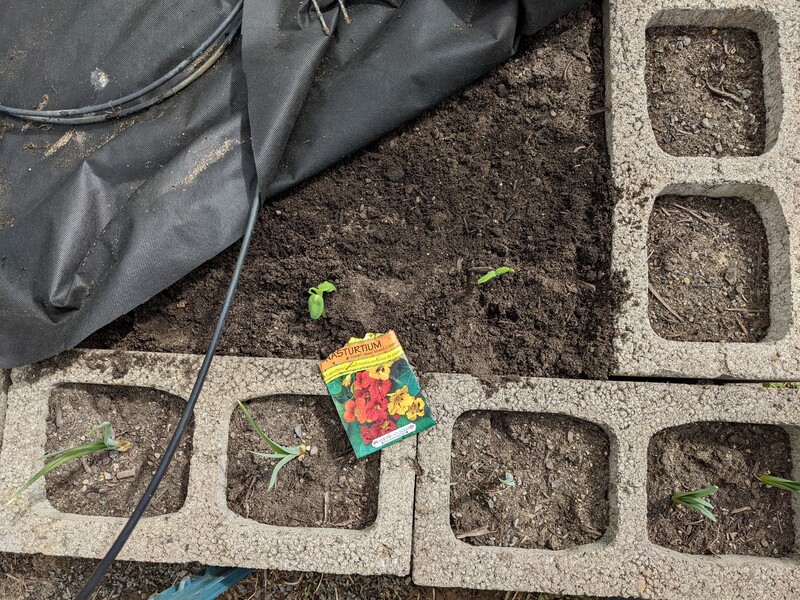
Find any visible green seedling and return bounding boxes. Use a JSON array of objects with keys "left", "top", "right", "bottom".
[
  {"left": 671, "top": 486, "right": 719, "bottom": 522},
  {"left": 763, "top": 382, "right": 800, "bottom": 389},
  {"left": 759, "top": 474, "right": 800, "bottom": 494},
  {"left": 499, "top": 471, "right": 516, "bottom": 488},
  {"left": 7, "top": 422, "right": 131, "bottom": 505},
  {"left": 237, "top": 401, "right": 308, "bottom": 489},
  {"left": 308, "top": 281, "right": 336, "bottom": 320},
  {"left": 477, "top": 266, "right": 515, "bottom": 285}
]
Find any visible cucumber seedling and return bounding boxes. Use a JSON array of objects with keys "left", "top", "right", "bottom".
[
  {"left": 237, "top": 401, "right": 308, "bottom": 489},
  {"left": 8, "top": 422, "right": 131, "bottom": 505},
  {"left": 308, "top": 281, "right": 336, "bottom": 320},
  {"left": 477, "top": 266, "right": 515, "bottom": 285},
  {"left": 759, "top": 474, "right": 800, "bottom": 494},
  {"left": 671, "top": 486, "right": 718, "bottom": 522}
]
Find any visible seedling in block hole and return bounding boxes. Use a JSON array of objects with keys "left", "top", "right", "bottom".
[
  {"left": 308, "top": 281, "right": 336, "bottom": 320},
  {"left": 672, "top": 486, "right": 718, "bottom": 522},
  {"left": 7, "top": 422, "right": 131, "bottom": 505},
  {"left": 237, "top": 402, "right": 308, "bottom": 489},
  {"left": 759, "top": 474, "right": 800, "bottom": 494},
  {"left": 477, "top": 266, "right": 515, "bottom": 285}
]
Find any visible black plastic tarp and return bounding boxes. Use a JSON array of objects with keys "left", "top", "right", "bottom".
[{"left": 0, "top": 0, "right": 583, "bottom": 368}]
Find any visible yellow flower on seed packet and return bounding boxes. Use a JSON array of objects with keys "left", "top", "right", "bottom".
[
  {"left": 387, "top": 385, "right": 414, "bottom": 416},
  {"left": 368, "top": 364, "right": 391, "bottom": 381}
]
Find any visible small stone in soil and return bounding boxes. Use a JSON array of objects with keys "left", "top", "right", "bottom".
[{"left": 116, "top": 469, "right": 136, "bottom": 480}]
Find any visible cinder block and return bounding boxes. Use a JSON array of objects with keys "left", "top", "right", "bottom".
[
  {"left": 0, "top": 350, "right": 415, "bottom": 576},
  {"left": 605, "top": 0, "right": 800, "bottom": 379},
  {"left": 0, "top": 369, "right": 8, "bottom": 451},
  {"left": 412, "top": 374, "right": 800, "bottom": 599}
]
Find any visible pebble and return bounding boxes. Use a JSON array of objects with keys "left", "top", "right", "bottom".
[
  {"left": 384, "top": 167, "right": 405, "bottom": 182},
  {"left": 715, "top": 142, "right": 723, "bottom": 153},
  {"left": 682, "top": 36, "right": 692, "bottom": 47},
  {"left": 740, "top": 89, "right": 753, "bottom": 99},
  {"left": 496, "top": 83, "right": 509, "bottom": 98},
  {"left": 116, "top": 469, "right": 136, "bottom": 480},
  {"left": 545, "top": 459, "right": 555, "bottom": 470},
  {"left": 690, "top": 251, "right": 698, "bottom": 260},
  {"left": 701, "top": 118, "right": 712, "bottom": 129}
]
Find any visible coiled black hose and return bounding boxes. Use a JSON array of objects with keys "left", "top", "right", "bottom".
[{"left": 0, "top": 0, "right": 243, "bottom": 125}]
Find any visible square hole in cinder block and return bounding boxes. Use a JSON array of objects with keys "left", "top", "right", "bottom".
[
  {"left": 226, "top": 396, "right": 380, "bottom": 529},
  {"left": 648, "top": 195, "right": 771, "bottom": 342},
  {"left": 646, "top": 26, "right": 766, "bottom": 157},
  {"left": 45, "top": 384, "right": 192, "bottom": 517},
  {"left": 648, "top": 422, "right": 796, "bottom": 557},
  {"left": 450, "top": 411, "right": 609, "bottom": 550}
]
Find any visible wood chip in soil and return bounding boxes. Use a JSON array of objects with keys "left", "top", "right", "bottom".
[
  {"left": 646, "top": 27, "right": 766, "bottom": 157},
  {"left": 227, "top": 396, "right": 380, "bottom": 529},
  {"left": 648, "top": 195, "right": 770, "bottom": 342},
  {"left": 451, "top": 412, "right": 609, "bottom": 550},
  {"left": 648, "top": 422, "right": 795, "bottom": 557},
  {"left": 45, "top": 384, "right": 192, "bottom": 517}
]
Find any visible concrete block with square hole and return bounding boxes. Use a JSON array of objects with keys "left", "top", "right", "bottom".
[
  {"left": 0, "top": 350, "right": 415, "bottom": 575},
  {"left": 412, "top": 374, "right": 800, "bottom": 599},
  {"left": 605, "top": 0, "right": 800, "bottom": 379},
  {"left": 0, "top": 370, "right": 8, "bottom": 452}
]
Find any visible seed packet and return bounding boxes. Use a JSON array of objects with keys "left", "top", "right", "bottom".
[{"left": 319, "top": 331, "right": 435, "bottom": 458}]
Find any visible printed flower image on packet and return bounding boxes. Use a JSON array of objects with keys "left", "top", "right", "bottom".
[{"left": 319, "top": 331, "right": 436, "bottom": 458}]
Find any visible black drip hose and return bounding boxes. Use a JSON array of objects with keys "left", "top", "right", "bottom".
[{"left": 75, "top": 193, "right": 262, "bottom": 600}]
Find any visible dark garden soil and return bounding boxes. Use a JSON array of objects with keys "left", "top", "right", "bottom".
[
  {"left": 45, "top": 384, "right": 192, "bottom": 517},
  {"left": 647, "top": 195, "right": 770, "bottom": 342},
  {"left": 646, "top": 27, "right": 766, "bottom": 157},
  {"left": 84, "top": 1, "right": 621, "bottom": 384},
  {"left": 227, "top": 396, "right": 380, "bottom": 528},
  {"left": 451, "top": 412, "right": 609, "bottom": 550},
  {"left": 648, "top": 422, "right": 795, "bottom": 557}
]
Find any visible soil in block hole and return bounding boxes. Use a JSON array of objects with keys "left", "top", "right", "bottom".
[
  {"left": 646, "top": 27, "right": 766, "bottom": 157},
  {"left": 648, "top": 195, "right": 770, "bottom": 342},
  {"left": 648, "top": 422, "right": 795, "bottom": 557},
  {"left": 45, "top": 384, "right": 192, "bottom": 517},
  {"left": 450, "top": 411, "right": 609, "bottom": 549},
  {"left": 227, "top": 396, "right": 380, "bottom": 528}
]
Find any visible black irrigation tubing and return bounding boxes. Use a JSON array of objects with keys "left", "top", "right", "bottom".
[
  {"left": 75, "top": 192, "right": 262, "bottom": 600},
  {"left": 0, "top": 0, "right": 243, "bottom": 125}
]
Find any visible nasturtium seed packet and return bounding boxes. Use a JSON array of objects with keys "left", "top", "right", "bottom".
[{"left": 319, "top": 331, "right": 436, "bottom": 459}]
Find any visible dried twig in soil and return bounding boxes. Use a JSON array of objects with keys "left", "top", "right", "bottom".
[{"left": 649, "top": 283, "right": 684, "bottom": 322}]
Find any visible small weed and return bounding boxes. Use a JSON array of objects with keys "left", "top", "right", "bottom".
[
  {"left": 477, "top": 266, "right": 515, "bottom": 285},
  {"left": 7, "top": 422, "right": 131, "bottom": 505},
  {"left": 499, "top": 471, "right": 516, "bottom": 488},
  {"left": 237, "top": 401, "right": 308, "bottom": 489},
  {"left": 759, "top": 474, "right": 800, "bottom": 494},
  {"left": 672, "top": 486, "right": 718, "bottom": 522},
  {"left": 308, "top": 281, "right": 336, "bottom": 320},
  {"left": 763, "top": 382, "right": 800, "bottom": 389}
]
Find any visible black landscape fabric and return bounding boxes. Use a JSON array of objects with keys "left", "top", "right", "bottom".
[{"left": 0, "top": 0, "right": 584, "bottom": 368}]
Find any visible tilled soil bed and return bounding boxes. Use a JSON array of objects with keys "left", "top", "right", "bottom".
[
  {"left": 648, "top": 422, "right": 795, "bottom": 557},
  {"left": 45, "top": 384, "right": 192, "bottom": 517},
  {"left": 84, "top": 2, "right": 620, "bottom": 383},
  {"left": 227, "top": 396, "right": 380, "bottom": 528},
  {"left": 451, "top": 412, "right": 609, "bottom": 549}
]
